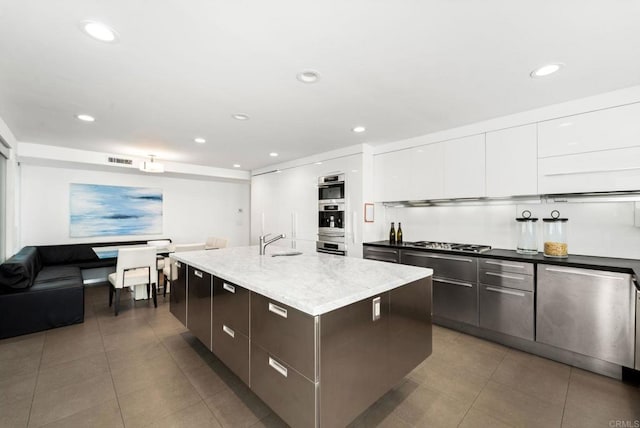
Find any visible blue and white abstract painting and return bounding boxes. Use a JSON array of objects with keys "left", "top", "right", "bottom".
[{"left": 70, "top": 184, "right": 163, "bottom": 237}]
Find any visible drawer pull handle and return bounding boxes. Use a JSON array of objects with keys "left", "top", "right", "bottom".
[
  {"left": 485, "top": 260, "right": 524, "bottom": 269},
  {"left": 367, "top": 248, "right": 398, "bottom": 254},
  {"left": 486, "top": 272, "right": 525, "bottom": 281},
  {"left": 372, "top": 296, "right": 381, "bottom": 321},
  {"left": 223, "top": 283, "right": 236, "bottom": 293},
  {"left": 544, "top": 267, "right": 624, "bottom": 281},
  {"left": 423, "top": 254, "right": 473, "bottom": 263},
  {"left": 268, "top": 302, "right": 288, "bottom": 318},
  {"left": 222, "top": 324, "right": 235, "bottom": 338},
  {"left": 194, "top": 270, "right": 203, "bottom": 278},
  {"left": 486, "top": 286, "right": 526, "bottom": 297},
  {"left": 433, "top": 277, "right": 473, "bottom": 288},
  {"left": 268, "top": 357, "right": 288, "bottom": 378}
]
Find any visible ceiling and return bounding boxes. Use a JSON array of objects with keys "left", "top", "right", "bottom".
[{"left": 1, "top": 1, "right": 639, "bottom": 171}]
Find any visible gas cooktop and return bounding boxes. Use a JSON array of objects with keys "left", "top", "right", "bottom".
[{"left": 404, "top": 241, "right": 492, "bottom": 253}]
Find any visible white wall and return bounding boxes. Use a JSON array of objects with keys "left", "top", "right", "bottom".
[
  {"left": 382, "top": 201, "right": 640, "bottom": 260},
  {"left": 19, "top": 164, "right": 250, "bottom": 248}
]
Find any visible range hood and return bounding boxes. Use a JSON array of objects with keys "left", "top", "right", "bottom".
[{"left": 382, "top": 191, "right": 640, "bottom": 207}]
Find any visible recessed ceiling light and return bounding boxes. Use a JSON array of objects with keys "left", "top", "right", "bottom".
[
  {"left": 315, "top": 162, "right": 323, "bottom": 165},
  {"left": 81, "top": 20, "right": 118, "bottom": 42},
  {"left": 76, "top": 114, "right": 95, "bottom": 122},
  {"left": 530, "top": 63, "right": 563, "bottom": 78},
  {"left": 269, "top": 152, "right": 279, "bottom": 157},
  {"left": 233, "top": 164, "right": 241, "bottom": 168},
  {"left": 194, "top": 137, "right": 206, "bottom": 144},
  {"left": 296, "top": 70, "right": 320, "bottom": 84},
  {"left": 232, "top": 114, "right": 250, "bottom": 121},
  {"left": 352, "top": 126, "right": 366, "bottom": 133}
]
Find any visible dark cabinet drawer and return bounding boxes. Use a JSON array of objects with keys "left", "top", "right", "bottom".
[
  {"left": 479, "top": 284, "right": 534, "bottom": 340},
  {"left": 251, "top": 293, "right": 316, "bottom": 381},
  {"left": 251, "top": 343, "right": 317, "bottom": 428},
  {"left": 363, "top": 246, "right": 399, "bottom": 263},
  {"left": 212, "top": 277, "right": 249, "bottom": 336},
  {"left": 479, "top": 259, "right": 534, "bottom": 276},
  {"left": 433, "top": 277, "right": 478, "bottom": 326},
  {"left": 187, "top": 266, "right": 212, "bottom": 350},
  {"left": 401, "top": 251, "right": 477, "bottom": 282},
  {"left": 212, "top": 323, "right": 249, "bottom": 385},
  {"left": 479, "top": 269, "right": 534, "bottom": 292},
  {"left": 169, "top": 260, "right": 187, "bottom": 327}
]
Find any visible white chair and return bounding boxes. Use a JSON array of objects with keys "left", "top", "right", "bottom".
[
  {"left": 147, "top": 239, "right": 171, "bottom": 291},
  {"left": 205, "top": 237, "right": 228, "bottom": 250},
  {"left": 162, "top": 243, "right": 206, "bottom": 296},
  {"left": 108, "top": 246, "right": 158, "bottom": 316}
]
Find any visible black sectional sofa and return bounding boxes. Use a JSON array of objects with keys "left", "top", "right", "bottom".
[{"left": 0, "top": 239, "right": 170, "bottom": 339}]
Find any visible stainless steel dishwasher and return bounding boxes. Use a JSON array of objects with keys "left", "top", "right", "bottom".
[
  {"left": 636, "top": 289, "right": 639, "bottom": 370},
  {"left": 537, "top": 264, "right": 636, "bottom": 367}
]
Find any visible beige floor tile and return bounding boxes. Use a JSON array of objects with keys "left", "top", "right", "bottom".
[
  {"left": 146, "top": 401, "right": 222, "bottom": 428},
  {"left": 435, "top": 338, "right": 507, "bottom": 379},
  {"left": 0, "top": 372, "right": 37, "bottom": 407},
  {"left": 0, "top": 353, "right": 41, "bottom": 385},
  {"left": 472, "top": 380, "right": 563, "bottom": 428},
  {"left": 0, "top": 396, "right": 32, "bottom": 428},
  {"left": 119, "top": 376, "right": 201, "bottom": 427},
  {"left": 168, "top": 342, "right": 217, "bottom": 372},
  {"left": 408, "top": 351, "right": 488, "bottom": 405},
  {"left": 35, "top": 352, "right": 110, "bottom": 395},
  {"left": 458, "top": 408, "right": 514, "bottom": 428},
  {"left": 183, "top": 361, "right": 240, "bottom": 400},
  {"left": 29, "top": 373, "right": 117, "bottom": 427},
  {"left": 40, "top": 334, "right": 105, "bottom": 369},
  {"left": 0, "top": 332, "right": 45, "bottom": 360},
  {"left": 347, "top": 397, "right": 413, "bottom": 428},
  {"left": 162, "top": 332, "right": 198, "bottom": 353},
  {"left": 106, "top": 340, "right": 173, "bottom": 372},
  {"left": 43, "top": 318, "right": 100, "bottom": 341},
  {"left": 111, "top": 353, "right": 187, "bottom": 397},
  {"left": 392, "top": 382, "right": 471, "bottom": 427},
  {"left": 562, "top": 368, "right": 640, "bottom": 428},
  {"left": 101, "top": 326, "right": 159, "bottom": 353},
  {"left": 205, "top": 384, "right": 271, "bottom": 428},
  {"left": 490, "top": 349, "right": 570, "bottom": 405},
  {"left": 39, "top": 399, "right": 123, "bottom": 428}
]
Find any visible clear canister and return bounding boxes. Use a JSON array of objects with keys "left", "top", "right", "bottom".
[
  {"left": 516, "top": 210, "right": 538, "bottom": 254},
  {"left": 543, "top": 210, "right": 568, "bottom": 258}
]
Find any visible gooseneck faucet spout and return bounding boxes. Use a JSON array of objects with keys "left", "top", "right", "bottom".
[{"left": 259, "top": 233, "right": 286, "bottom": 255}]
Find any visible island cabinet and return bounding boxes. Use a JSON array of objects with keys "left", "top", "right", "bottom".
[
  {"left": 212, "top": 277, "right": 250, "bottom": 385},
  {"left": 169, "top": 259, "right": 187, "bottom": 327},
  {"left": 249, "top": 278, "right": 432, "bottom": 428},
  {"left": 187, "top": 267, "right": 212, "bottom": 350}
]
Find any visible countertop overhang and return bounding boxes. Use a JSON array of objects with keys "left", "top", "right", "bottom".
[{"left": 172, "top": 246, "right": 432, "bottom": 316}]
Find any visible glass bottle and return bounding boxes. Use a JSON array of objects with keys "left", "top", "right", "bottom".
[
  {"left": 389, "top": 222, "right": 396, "bottom": 245},
  {"left": 397, "top": 222, "right": 403, "bottom": 244}
]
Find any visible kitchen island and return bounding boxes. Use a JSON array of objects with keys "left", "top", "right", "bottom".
[{"left": 169, "top": 246, "right": 433, "bottom": 428}]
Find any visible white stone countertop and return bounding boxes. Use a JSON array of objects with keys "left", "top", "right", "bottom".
[{"left": 172, "top": 246, "right": 432, "bottom": 316}]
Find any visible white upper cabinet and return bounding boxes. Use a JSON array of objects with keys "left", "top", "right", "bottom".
[
  {"left": 374, "top": 142, "right": 444, "bottom": 202},
  {"left": 486, "top": 124, "right": 537, "bottom": 197},
  {"left": 538, "top": 102, "right": 640, "bottom": 158},
  {"left": 443, "top": 134, "right": 486, "bottom": 199}
]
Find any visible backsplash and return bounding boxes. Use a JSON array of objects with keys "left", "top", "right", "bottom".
[{"left": 380, "top": 201, "right": 640, "bottom": 260}]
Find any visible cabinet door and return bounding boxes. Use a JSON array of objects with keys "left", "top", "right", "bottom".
[
  {"left": 187, "top": 267, "right": 212, "bottom": 350},
  {"left": 443, "top": 134, "right": 486, "bottom": 198},
  {"left": 536, "top": 265, "right": 635, "bottom": 367},
  {"left": 169, "top": 260, "right": 187, "bottom": 327},
  {"left": 486, "top": 124, "right": 537, "bottom": 197},
  {"left": 374, "top": 143, "right": 444, "bottom": 202},
  {"left": 433, "top": 277, "right": 478, "bottom": 326},
  {"left": 479, "top": 284, "right": 534, "bottom": 340},
  {"left": 363, "top": 246, "right": 399, "bottom": 263},
  {"left": 538, "top": 103, "right": 640, "bottom": 158}
]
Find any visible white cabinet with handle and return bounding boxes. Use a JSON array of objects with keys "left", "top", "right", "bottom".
[{"left": 443, "top": 134, "right": 486, "bottom": 199}]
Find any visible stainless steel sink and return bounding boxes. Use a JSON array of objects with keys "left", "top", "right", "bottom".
[{"left": 271, "top": 251, "right": 303, "bottom": 257}]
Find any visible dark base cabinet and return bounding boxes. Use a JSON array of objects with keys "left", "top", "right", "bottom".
[
  {"left": 433, "top": 278, "right": 478, "bottom": 326},
  {"left": 479, "top": 284, "right": 534, "bottom": 340},
  {"left": 187, "top": 267, "right": 212, "bottom": 350},
  {"left": 169, "top": 259, "right": 187, "bottom": 327}
]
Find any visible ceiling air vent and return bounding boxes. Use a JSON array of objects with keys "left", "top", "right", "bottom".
[{"left": 107, "top": 156, "right": 133, "bottom": 166}]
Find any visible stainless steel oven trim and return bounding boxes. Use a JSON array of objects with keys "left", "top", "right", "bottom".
[
  {"left": 317, "top": 248, "right": 346, "bottom": 256},
  {"left": 318, "top": 174, "right": 345, "bottom": 185},
  {"left": 318, "top": 202, "right": 345, "bottom": 211}
]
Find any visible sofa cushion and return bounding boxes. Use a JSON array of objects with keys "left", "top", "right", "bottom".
[
  {"left": 0, "top": 246, "right": 42, "bottom": 290},
  {"left": 35, "top": 266, "right": 83, "bottom": 285}
]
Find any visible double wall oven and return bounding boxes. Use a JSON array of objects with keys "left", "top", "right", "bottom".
[{"left": 317, "top": 174, "right": 347, "bottom": 256}]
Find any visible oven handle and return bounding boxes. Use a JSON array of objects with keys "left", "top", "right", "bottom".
[{"left": 317, "top": 248, "right": 346, "bottom": 256}]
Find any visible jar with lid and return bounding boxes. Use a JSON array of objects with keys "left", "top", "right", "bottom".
[
  {"left": 543, "top": 210, "right": 568, "bottom": 258},
  {"left": 516, "top": 210, "right": 538, "bottom": 254}
]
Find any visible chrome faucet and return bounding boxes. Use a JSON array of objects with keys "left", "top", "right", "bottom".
[{"left": 259, "top": 233, "right": 286, "bottom": 255}]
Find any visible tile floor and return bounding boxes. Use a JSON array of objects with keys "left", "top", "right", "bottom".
[{"left": 1, "top": 284, "right": 639, "bottom": 428}]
